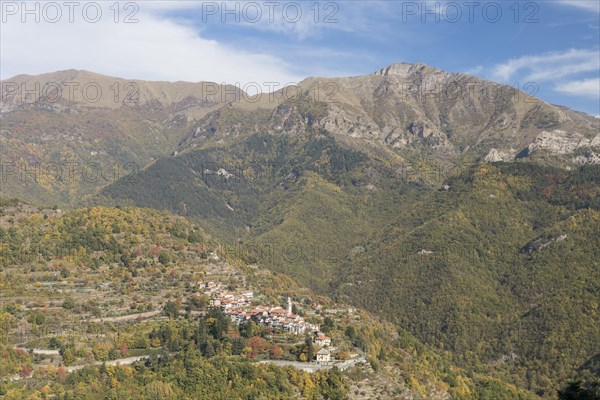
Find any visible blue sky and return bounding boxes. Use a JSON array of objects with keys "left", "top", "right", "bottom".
[{"left": 1, "top": 0, "right": 599, "bottom": 115}]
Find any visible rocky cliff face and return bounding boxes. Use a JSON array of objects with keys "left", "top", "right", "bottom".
[
  {"left": 484, "top": 148, "right": 516, "bottom": 162},
  {"left": 526, "top": 130, "right": 600, "bottom": 164}
]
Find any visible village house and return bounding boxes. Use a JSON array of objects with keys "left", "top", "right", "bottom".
[
  {"left": 314, "top": 334, "right": 331, "bottom": 347},
  {"left": 316, "top": 348, "right": 331, "bottom": 364}
]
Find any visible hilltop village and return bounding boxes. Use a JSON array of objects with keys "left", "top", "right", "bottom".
[
  {"left": 196, "top": 279, "right": 338, "bottom": 364},
  {"left": 201, "top": 280, "right": 320, "bottom": 335}
]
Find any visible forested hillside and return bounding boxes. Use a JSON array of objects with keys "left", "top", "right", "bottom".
[
  {"left": 334, "top": 163, "right": 600, "bottom": 396},
  {"left": 100, "top": 136, "right": 600, "bottom": 397},
  {"left": 0, "top": 201, "right": 543, "bottom": 399}
]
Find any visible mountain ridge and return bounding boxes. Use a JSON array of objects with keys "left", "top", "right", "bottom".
[
  {"left": 2, "top": 62, "right": 599, "bottom": 207},
  {"left": 177, "top": 62, "right": 599, "bottom": 169},
  {"left": 1, "top": 69, "right": 245, "bottom": 115}
]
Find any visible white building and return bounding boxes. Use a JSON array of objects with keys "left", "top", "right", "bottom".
[
  {"left": 315, "top": 334, "right": 331, "bottom": 347},
  {"left": 316, "top": 348, "right": 331, "bottom": 364}
]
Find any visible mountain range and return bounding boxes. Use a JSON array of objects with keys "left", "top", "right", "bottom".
[{"left": 1, "top": 63, "right": 599, "bottom": 397}]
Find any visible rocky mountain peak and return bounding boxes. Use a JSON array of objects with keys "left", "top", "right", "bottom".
[{"left": 371, "top": 62, "right": 441, "bottom": 78}]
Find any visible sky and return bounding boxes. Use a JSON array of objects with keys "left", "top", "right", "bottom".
[{"left": 1, "top": 0, "right": 599, "bottom": 115}]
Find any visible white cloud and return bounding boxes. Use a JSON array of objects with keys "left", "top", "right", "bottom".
[
  {"left": 227, "top": 1, "right": 391, "bottom": 40},
  {"left": 555, "top": 78, "right": 600, "bottom": 98},
  {"left": 463, "top": 65, "right": 484, "bottom": 75},
  {"left": 489, "top": 48, "right": 600, "bottom": 102},
  {"left": 491, "top": 49, "right": 600, "bottom": 82},
  {"left": 555, "top": 0, "right": 600, "bottom": 13},
  {"left": 0, "top": 2, "right": 303, "bottom": 89},
  {"left": 139, "top": 1, "right": 379, "bottom": 40}
]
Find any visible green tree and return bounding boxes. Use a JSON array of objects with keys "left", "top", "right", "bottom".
[
  {"left": 231, "top": 338, "right": 246, "bottom": 356},
  {"left": 27, "top": 312, "right": 45, "bottom": 326},
  {"left": 305, "top": 335, "right": 315, "bottom": 361},
  {"left": 145, "top": 381, "right": 176, "bottom": 400},
  {"left": 239, "top": 321, "right": 259, "bottom": 339},
  {"left": 322, "top": 316, "right": 335, "bottom": 333},
  {"left": 322, "top": 367, "right": 348, "bottom": 400},
  {"left": 158, "top": 250, "right": 171, "bottom": 265},
  {"left": 345, "top": 326, "right": 356, "bottom": 341},
  {"left": 59, "top": 346, "right": 75, "bottom": 366},
  {"left": 187, "top": 230, "right": 202, "bottom": 243},
  {"left": 163, "top": 301, "right": 179, "bottom": 319},
  {"left": 62, "top": 297, "right": 76, "bottom": 310}
]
